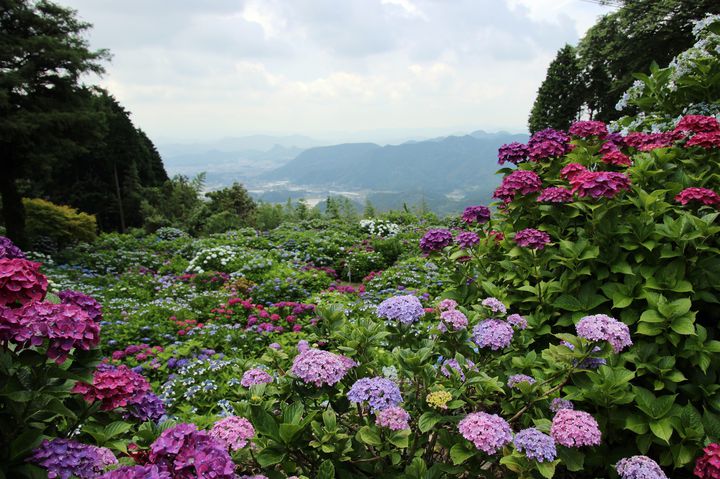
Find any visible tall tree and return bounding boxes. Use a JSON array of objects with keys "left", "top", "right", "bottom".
[
  {"left": 0, "top": 0, "right": 108, "bottom": 246},
  {"left": 528, "top": 45, "right": 584, "bottom": 133}
]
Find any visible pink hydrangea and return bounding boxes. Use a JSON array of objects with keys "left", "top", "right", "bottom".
[
  {"left": 375, "top": 406, "right": 410, "bottom": 430},
  {"left": 72, "top": 365, "right": 152, "bottom": 410},
  {"left": 437, "top": 298, "right": 458, "bottom": 311},
  {"left": 492, "top": 170, "right": 542, "bottom": 204},
  {"left": 560, "top": 163, "right": 587, "bottom": 181},
  {"left": 210, "top": 416, "right": 255, "bottom": 451},
  {"left": 440, "top": 309, "right": 468, "bottom": 331},
  {"left": 624, "top": 132, "right": 677, "bottom": 151},
  {"left": 569, "top": 120, "right": 608, "bottom": 139},
  {"left": 529, "top": 140, "right": 566, "bottom": 161},
  {"left": 602, "top": 150, "right": 632, "bottom": 166},
  {"left": 570, "top": 171, "right": 631, "bottom": 199},
  {"left": 537, "top": 187, "right": 574, "bottom": 203},
  {"left": 695, "top": 443, "right": 720, "bottom": 479},
  {"left": 507, "top": 314, "right": 528, "bottom": 330},
  {"left": 291, "top": 348, "right": 351, "bottom": 387},
  {"left": 0, "top": 258, "right": 48, "bottom": 306},
  {"left": 686, "top": 131, "right": 720, "bottom": 149},
  {"left": 458, "top": 412, "right": 513, "bottom": 454},
  {"left": 514, "top": 228, "right": 551, "bottom": 250},
  {"left": 675, "top": 187, "right": 720, "bottom": 207},
  {"left": 550, "top": 409, "right": 601, "bottom": 447},
  {"left": 674, "top": 115, "right": 720, "bottom": 135},
  {"left": 472, "top": 319, "right": 514, "bottom": 350},
  {"left": 576, "top": 314, "right": 632, "bottom": 353},
  {"left": 241, "top": 368, "right": 273, "bottom": 387}
]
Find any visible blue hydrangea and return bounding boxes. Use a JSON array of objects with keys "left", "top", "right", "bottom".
[
  {"left": 513, "top": 428, "right": 557, "bottom": 462},
  {"left": 376, "top": 295, "right": 425, "bottom": 324},
  {"left": 347, "top": 377, "right": 402, "bottom": 411}
]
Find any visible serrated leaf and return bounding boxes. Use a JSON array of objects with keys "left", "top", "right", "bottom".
[{"left": 449, "top": 443, "right": 476, "bottom": 465}]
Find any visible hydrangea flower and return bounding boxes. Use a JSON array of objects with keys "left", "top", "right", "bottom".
[
  {"left": 507, "top": 374, "right": 536, "bottom": 388},
  {"left": 437, "top": 298, "right": 458, "bottom": 311},
  {"left": 0, "top": 258, "right": 48, "bottom": 306},
  {"left": 528, "top": 128, "right": 570, "bottom": 161},
  {"left": 675, "top": 187, "right": 720, "bottom": 207},
  {"left": 426, "top": 390, "right": 452, "bottom": 409},
  {"left": 210, "top": 416, "right": 255, "bottom": 451},
  {"left": 616, "top": 455, "right": 668, "bottom": 479},
  {"left": 456, "top": 231, "right": 480, "bottom": 249},
  {"left": 458, "top": 412, "right": 513, "bottom": 454},
  {"left": 498, "top": 142, "right": 529, "bottom": 165},
  {"left": 419, "top": 229, "right": 453, "bottom": 253},
  {"left": 493, "top": 170, "right": 543, "bottom": 203},
  {"left": 507, "top": 314, "right": 528, "bottom": 330},
  {"left": 576, "top": 314, "right": 632, "bottom": 353},
  {"left": 348, "top": 376, "right": 402, "bottom": 411},
  {"left": 550, "top": 409, "right": 602, "bottom": 447},
  {"left": 570, "top": 171, "right": 631, "bottom": 199},
  {"left": 481, "top": 297, "right": 507, "bottom": 315},
  {"left": 58, "top": 290, "right": 103, "bottom": 322},
  {"left": 560, "top": 163, "right": 587, "bottom": 181},
  {"left": 376, "top": 295, "right": 425, "bottom": 324},
  {"left": 440, "top": 309, "right": 468, "bottom": 331},
  {"left": 472, "top": 319, "right": 514, "bottom": 350},
  {"left": 100, "top": 465, "right": 171, "bottom": 479},
  {"left": 513, "top": 428, "right": 557, "bottom": 462},
  {"left": 241, "top": 368, "right": 273, "bottom": 387},
  {"left": 514, "top": 228, "right": 551, "bottom": 250},
  {"left": 695, "top": 443, "right": 720, "bottom": 479},
  {"left": 674, "top": 114, "right": 720, "bottom": 134},
  {"left": 375, "top": 406, "right": 410, "bottom": 430},
  {"left": 297, "top": 339, "right": 310, "bottom": 353},
  {"left": 569, "top": 120, "right": 608, "bottom": 139},
  {"left": 549, "top": 398, "right": 574, "bottom": 413},
  {"left": 72, "top": 365, "right": 152, "bottom": 410},
  {"left": 529, "top": 128, "right": 571, "bottom": 149},
  {"left": 602, "top": 150, "right": 632, "bottom": 166},
  {"left": 461, "top": 205, "right": 491, "bottom": 224},
  {"left": 30, "top": 438, "right": 117, "bottom": 479},
  {"left": 440, "top": 358, "right": 475, "bottom": 381},
  {"left": 0, "top": 236, "right": 25, "bottom": 259},
  {"left": 624, "top": 132, "right": 676, "bottom": 151},
  {"left": 686, "top": 131, "right": 720, "bottom": 148},
  {"left": 122, "top": 391, "right": 165, "bottom": 422},
  {"left": 291, "top": 348, "right": 351, "bottom": 387},
  {"left": 537, "top": 187, "right": 574, "bottom": 203}
]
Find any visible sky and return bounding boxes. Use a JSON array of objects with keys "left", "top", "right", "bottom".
[{"left": 58, "top": 0, "right": 611, "bottom": 143}]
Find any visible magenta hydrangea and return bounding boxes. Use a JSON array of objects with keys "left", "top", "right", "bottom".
[
  {"left": 210, "top": 416, "right": 255, "bottom": 451},
  {"left": 440, "top": 309, "right": 468, "bottom": 331},
  {"left": 493, "top": 170, "right": 543, "bottom": 203},
  {"left": 472, "top": 319, "right": 514, "bottom": 350},
  {"left": 458, "top": 412, "right": 513, "bottom": 454},
  {"left": 514, "top": 228, "right": 551, "bottom": 250},
  {"left": 576, "top": 314, "right": 632, "bottom": 353},
  {"left": 616, "top": 455, "right": 668, "bottom": 479},
  {"left": 513, "top": 428, "right": 557, "bottom": 462},
  {"left": 376, "top": 294, "right": 425, "bottom": 324},
  {"left": 461, "top": 205, "right": 491, "bottom": 224},
  {"left": 481, "top": 297, "right": 507, "bottom": 315},
  {"left": 528, "top": 128, "right": 570, "bottom": 161},
  {"left": 455, "top": 231, "right": 480, "bottom": 249},
  {"left": 550, "top": 409, "right": 602, "bottom": 447},
  {"left": 507, "top": 374, "right": 536, "bottom": 388},
  {"left": 0, "top": 258, "right": 48, "bottom": 306},
  {"left": 72, "top": 365, "right": 152, "bottom": 410},
  {"left": 348, "top": 376, "right": 403, "bottom": 411},
  {"left": 537, "top": 187, "right": 574, "bottom": 203},
  {"left": 624, "top": 131, "right": 677, "bottom": 151},
  {"left": 57, "top": 290, "right": 103, "bottom": 322},
  {"left": 375, "top": 406, "right": 410, "bottom": 430},
  {"left": 687, "top": 131, "right": 720, "bottom": 149},
  {"left": 100, "top": 465, "right": 171, "bottom": 479},
  {"left": 602, "top": 150, "right": 632, "bottom": 167},
  {"left": 241, "top": 368, "right": 273, "bottom": 387},
  {"left": 675, "top": 187, "right": 720, "bottom": 207},
  {"left": 569, "top": 120, "right": 608, "bottom": 139},
  {"left": 570, "top": 171, "right": 631, "bottom": 199},
  {"left": 560, "top": 163, "right": 587, "bottom": 181},
  {"left": 0, "top": 236, "right": 25, "bottom": 259},
  {"left": 419, "top": 228, "right": 453, "bottom": 253},
  {"left": 291, "top": 348, "right": 351, "bottom": 387},
  {"left": 674, "top": 114, "right": 720, "bottom": 134},
  {"left": 30, "top": 438, "right": 117, "bottom": 479},
  {"left": 498, "top": 142, "right": 529, "bottom": 165},
  {"left": 507, "top": 314, "right": 528, "bottom": 330}
]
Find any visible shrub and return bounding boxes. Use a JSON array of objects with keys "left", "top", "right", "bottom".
[{"left": 23, "top": 198, "right": 97, "bottom": 251}]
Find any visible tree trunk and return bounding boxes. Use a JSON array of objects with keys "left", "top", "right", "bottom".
[
  {"left": 0, "top": 163, "right": 28, "bottom": 249},
  {"left": 113, "top": 162, "right": 126, "bottom": 232}
]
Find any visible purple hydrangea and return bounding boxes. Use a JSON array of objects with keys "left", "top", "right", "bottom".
[
  {"left": 550, "top": 409, "right": 602, "bottom": 447},
  {"left": 291, "top": 348, "right": 351, "bottom": 387},
  {"left": 576, "top": 314, "right": 632, "bottom": 353},
  {"left": 440, "top": 358, "right": 476, "bottom": 381},
  {"left": 549, "top": 398, "right": 574, "bottom": 413},
  {"left": 537, "top": 187, "right": 574, "bottom": 203},
  {"left": 375, "top": 406, "right": 411, "bottom": 430},
  {"left": 514, "top": 228, "right": 551, "bottom": 250},
  {"left": 210, "top": 416, "right": 255, "bottom": 451},
  {"left": 498, "top": 142, "right": 529, "bottom": 165},
  {"left": 122, "top": 391, "right": 165, "bottom": 422},
  {"left": 569, "top": 120, "right": 608, "bottom": 139},
  {"left": 100, "top": 465, "right": 171, "bottom": 479},
  {"left": 456, "top": 231, "right": 480, "bottom": 249},
  {"left": 507, "top": 314, "right": 528, "bottom": 330},
  {"left": 420, "top": 229, "right": 453, "bottom": 253},
  {"left": 461, "top": 205, "right": 491, "bottom": 224},
  {"left": 529, "top": 128, "right": 570, "bottom": 150},
  {"left": 472, "top": 319, "right": 514, "bottom": 350},
  {"left": 458, "top": 412, "right": 513, "bottom": 454},
  {"left": 437, "top": 298, "right": 458, "bottom": 311},
  {"left": 481, "top": 297, "right": 507, "bottom": 315},
  {"left": 493, "top": 170, "right": 543, "bottom": 203},
  {"left": 507, "top": 374, "right": 536, "bottom": 388},
  {"left": 269, "top": 342, "right": 281, "bottom": 350},
  {"left": 297, "top": 340, "right": 310, "bottom": 353},
  {"left": 241, "top": 368, "right": 273, "bottom": 387},
  {"left": 376, "top": 294, "right": 425, "bottom": 324},
  {"left": 57, "top": 290, "right": 103, "bottom": 322},
  {"left": 440, "top": 309, "right": 468, "bottom": 331},
  {"left": 0, "top": 236, "right": 25, "bottom": 259},
  {"left": 513, "top": 428, "right": 557, "bottom": 462},
  {"left": 570, "top": 171, "right": 631, "bottom": 199},
  {"left": 348, "top": 376, "right": 403, "bottom": 411},
  {"left": 528, "top": 128, "right": 571, "bottom": 161},
  {"left": 30, "top": 439, "right": 117, "bottom": 479},
  {"left": 616, "top": 455, "right": 668, "bottom": 479}
]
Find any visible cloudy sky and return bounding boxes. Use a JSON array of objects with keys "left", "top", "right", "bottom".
[{"left": 58, "top": 0, "right": 610, "bottom": 143}]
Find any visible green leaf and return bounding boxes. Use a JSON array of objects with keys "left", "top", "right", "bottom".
[
  {"left": 279, "top": 424, "right": 302, "bottom": 444},
  {"left": 418, "top": 412, "right": 441, "bottom": 433},
  {"left": 649, "top": 418, "right": 673, "bottom": 443},
  {"left": 553, "top": 295, "right": 584, "bottom": 312},
  {"left": 670, "top": 316, "right": 695, "bottom": 335},
  {"left": 282, "top": 402, "right": 304, "bottom": 425},
  {"left": 9, "top": 429, "right": 44, "bottom": 461},
  {"left": 388, "top": 429, "right": 410, "bottom": 448},
  {"left": 449, "top": 443, "right": 476, "bottom": 465},
  {"left": 322, "top": 410, "right": 337, "bottom": 431},
  {"left": 557, "top": 447, "right": 584, "bottom": 472},
  {"left": 316, "top": 460, "right": 335, "bottom": 479},
  {"left": 536, "top": 460, "right": 559, "bottom": 478},
  {"left": 105, "top": 421, "right": 132, "bottom": 440},
  {"left": 357, "top": 426, "right": 382, "bottom": 446},
  {"left": 256, "top": 447, "right": 287, "bottom": 467}
]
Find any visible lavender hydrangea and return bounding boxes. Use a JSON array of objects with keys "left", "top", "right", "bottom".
[
  {"left": 440, "top": 358, "right": 475, "bottom": 381},
  {"left": 507, "top": 374, "right": 536, "bottom": 388},
  {"left": 376, "top": 294, "right": 425, "bottom": 324},
  {"left": 456, "top": 231, "right": 480, "bottom": 249},
  {"left": 30, "top": 439, "right": 117, "bottom": 479},
  {"left": 576, "top": 314, "right": 632, "bottom": 353},
  {"left": 420, "top": 229, "right": 453, "bottom": 253},
  {"left": 100, "top": 465, "right": 172, "bottom": 479},
  {"left": 348, "top": 376, "right": 403, "bottom": 411},
  {"left": 472, "top": 319, "right": 514, "bottom": 350},
  {"left": 550, "top": 409, "right": 602, "bottom": 447},
  {"left": 291, "top": 348, "right": 351, "bottom": 387},
  {"left": 507, "top": 314, "right": 528, "bottom": 330},
  {"left": 241, "top": 368, "right": 273, "bottom": 387},
  {"left": 210, "top": 416, "right": 255, "bottom": 451},
  {"left": 481, "top": 297, "right": 507, "bottom": 315},
  {"left": 513, "top": 428, "right": 557, "bottom": 462},
  {"left": 616, "top": 455, "right": 668, "bottom": 479},
  {"left": 438, "top": 298, "right": 458, "bottom": 311},
  {"left": 0, "top": 236, "right": 25, "bottom": 259},
  {"left": 549, "top": 398, "right": 574, "bottom": 413},
  {"left": 440, "top": 309, "right": 468, "bottom": 331},
  {"left": 375, "top": 406, "right": 411, "bottom": 430},
  {"left": 458, "top": 412, "right": 513, "bottom": 454}
]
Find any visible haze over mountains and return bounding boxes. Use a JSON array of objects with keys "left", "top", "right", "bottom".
[{"left": 157, "top": 130, "right": 528, "bottom": 214}]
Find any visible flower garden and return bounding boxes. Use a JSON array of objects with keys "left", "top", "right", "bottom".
[{"left": 1, "top": 12, "right": 720, "bottom": 479}]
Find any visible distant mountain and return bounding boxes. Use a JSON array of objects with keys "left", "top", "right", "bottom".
[
  {"left": 157, "top": 134, "right": 324, "bottom": 157},
  {"left": 260, "top": 133, "right": 528, "bottom": 194}
]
